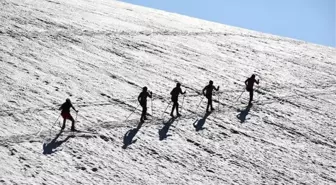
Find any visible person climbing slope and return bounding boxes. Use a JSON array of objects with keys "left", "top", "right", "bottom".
[
  {"left": 245, "top": 74, "right": 260, "bottom": 106},
  {"left": 170, "top": 82, "right": 186, "bottom": 117},
  {"left": 138, "top": 86, "right": 152, "bottom": 123},
  {"left": 202, "top": 80, "right": 219, "bottom": 112},
  {"left": 59, "top": 98, "right": 78, "bottom": 131}
]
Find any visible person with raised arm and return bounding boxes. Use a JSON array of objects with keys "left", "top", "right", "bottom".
[
  {"left": 202, "top": 80, "right": 219, "bottom": 112},
  {"left": 170, "top": 82, "right": 186, "bottom": 117},
  {"left": 138, "top": 86, "right": 152, "bottom": 123},
  {"left": 245, "top": 74, "right": 260, "bottom": 106}
]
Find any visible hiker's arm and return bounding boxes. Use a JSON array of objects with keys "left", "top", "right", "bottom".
[
  {"left": 148, "top": 92, "right": 152, "bottom": 98},
  {"left": 72, "top": 106, "right": 78, "bottom": 112},
  {"left": 138, "top": 93, "right": 141, "bottom": 103},
  {"left": 245, "top": 79, "right": 248, "bottom": 86},
  {"left": 180, "top": 88, "right": 186, "bottom": 95},
  {"left": 59, "top": 104, "right": 63, "bottom": 110},
  {"left": 216, "top": 85, "right": 220, "bottom": 91},
  {"left": 71, "top": 104, "right": 78, "bottom": 112},
  {"left": 256, "top": 79, "right": 260, "bottom": 84},
  {"left": 202, "top": 87, "right": 206, "bottom": 96}
]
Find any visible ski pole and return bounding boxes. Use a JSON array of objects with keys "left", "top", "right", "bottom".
[
  {"left": 180, "top": 95, "right": 185, "bottom": 114},
  {"left": 125, "top": 103, "right": 140, "bottom": 122},
  {"left": 161, "top": 101, "right": 171, "bottom": 118},
  {"left": 194, "top": 96, "right": 204, "bottom": 113},
  {"left": 49, "top": 114, "right": 61, "bottom": 135},
  {"left": 236, "top": 89, "right": 245, "bottom": 101},
  {"left": 255, "top": 76, "right": 262, "bottom": 103},
  {"left": 151, "top": 97, "right": 153, "bottom": 117},
  {"left": 75, "top": 110, "right": 79, "bottom": 122}
]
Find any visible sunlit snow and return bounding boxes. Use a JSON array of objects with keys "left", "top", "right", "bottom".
[{"left": 0, "top": 0, "right": 335, "bottom": 184}]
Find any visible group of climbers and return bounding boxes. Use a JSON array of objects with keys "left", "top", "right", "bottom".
[{"left": 59, "top": 74, "right": 259, "bottom": 129}]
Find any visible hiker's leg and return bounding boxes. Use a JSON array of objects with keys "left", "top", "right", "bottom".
[
  {"left": 206, "top": 97, "right": 210, "bottom": 112},
  {"left": 70, "top": 116, "right": 75, "bottom": 131},
  {"left": 210, "top": 96, "right": 214, "bottom": 110},
  {"left": 249, "top": 90, "right": 253, "bottom": 105},
  {"left": 140, "top": 105, "right": 145, "bottom": 121},
  {"left": 171, "top": 102, "right": 176, "bottom": 116},
  {"left": 176, "top": 102, "right": 180, "bottom": 115},
  {"left": 61, "top": 119, "right": 66, "bottom": 129},
  {"left": 143, "top": 106, "right": 148, "bottom": 120}
]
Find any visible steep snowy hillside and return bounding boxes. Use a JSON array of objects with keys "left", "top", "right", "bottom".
[{"left": 1, "top": 0, "right": 336, "bottom": 184}]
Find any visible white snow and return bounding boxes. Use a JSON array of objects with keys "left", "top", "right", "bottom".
[{"left": 0, "top": 0, "right": 336, "bottom": 184}]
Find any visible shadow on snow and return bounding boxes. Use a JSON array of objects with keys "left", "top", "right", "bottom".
[
  {"left": 43, "top": 130, "right": 74, "bottom": 155},
  {"left": 193, "top": 111, "right": 212, "bottom": 131},
  {"left": 236, "top": 104, "right": 252, "bottom": 123},
  {"left": 159, "top": 117, "right": 177, "bottom": 140},
  {"left": 122, "top": 122, "right": 143, "bottom": 149}
]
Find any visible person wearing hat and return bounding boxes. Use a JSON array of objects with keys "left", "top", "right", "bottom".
[
  {"left": 138, "top": 86, "right": 153, "bottom": 122},
  {"left": 202, "top": 80, "right": 219, "bottom": 112},
  {"left": 59, "top": 98, "right": 78, "bottom": 131},
  {"left": 170, "top": 82, "right": 186, "bottom": 117},
  {"left": 245, "top": 74, "right": 259, "bottom": 106}
]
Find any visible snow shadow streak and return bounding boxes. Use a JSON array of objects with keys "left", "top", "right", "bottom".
[
  {"left": 43, "top": 130, "right": 73, "bottom": 154},
  {"left": 122, "top": 122, "right": 143, "bottom": 149},
  {"left": 193, "top": 111, "right": 212, "bottom": 131},
  {"left": 159, "top": 117, "right": 176, "bottom": 140},
  {"left": 237, "top": 105, "right": 252, "bottom": 123}
]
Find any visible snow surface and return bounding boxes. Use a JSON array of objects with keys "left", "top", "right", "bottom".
[{"left": 0, "top": 0, "right": 336, "bottom": 184}]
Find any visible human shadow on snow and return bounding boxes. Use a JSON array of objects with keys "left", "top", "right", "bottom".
[
  {"left": 43, "top": 130, "right": 73, "bottom": 155},
  {"left": 159, "top": 117, "right": 176, "bottom": 140},
  {"left": 193, "top": 111, "right": 212, "bottom": 131},
  {"left": 236, "top": 104, "right": 252, "bottom": 123},
  {"left": 122, "top": 122, "right": 143, "bottom": 149}
]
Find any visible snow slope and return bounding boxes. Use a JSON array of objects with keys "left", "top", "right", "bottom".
[{"left": 0, "top": 0, "right": 336, "bottom": 184}]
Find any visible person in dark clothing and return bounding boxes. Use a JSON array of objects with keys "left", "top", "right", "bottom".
[
  {"left": 59, "top": 98, "right": 78, "bottom": 131},
  {"left": 245, "top": 74, "right": 259, "bottom": 106},
  {"left": 202, "top": 80, "right": 219, "bottom": 112},
  {"left": 138, "top": 86, "right": 152, "bottom": 122},
  {"left": 170, "top": 82, "right": 186, "bottom": 117}
]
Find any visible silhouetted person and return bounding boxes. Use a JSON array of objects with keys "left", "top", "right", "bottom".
[
  {"left": 245, "top": 74, "right": 259, "bottom": 106},
  {"left": 59, "top": 98, "right": 78, "bottom": 131},
  {"left": 202, "top": 80, "right": 219, "bottom": 112},
  {"left": 170, "top": 82, "right": 186, "bottom": 117},
  {"left": 138, "top": 86, "right": 152, "bottom": 122}
]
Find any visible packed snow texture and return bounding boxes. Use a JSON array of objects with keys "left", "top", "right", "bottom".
[{"left": 0, "top": 0, "right": 336, "bottom": 184}]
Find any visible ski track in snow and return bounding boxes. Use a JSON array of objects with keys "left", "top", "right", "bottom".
[{"left": 1, "top": 0, "right": 336, "bottom": 184}]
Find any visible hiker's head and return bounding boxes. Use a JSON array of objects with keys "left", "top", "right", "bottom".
[
  {"left": 176, "top": 82, "right": 181, "bottom": 87},
  {"left": 209, "top": 80, "right": 213, "bottom": 85},
  {"left": 66, "top": 98, "right": 71, "bottom": 103},
  {"left": 251, "top": 74, "right": 256, "bottom": 79},
  {"left": 143, "top": 86, "right": 148, "bottom": 92}
]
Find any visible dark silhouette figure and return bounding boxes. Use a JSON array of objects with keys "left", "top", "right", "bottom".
[
  {"left": 59, "top": 98, "right": 78, "bottom": 131},
  {"left": 237, "top": 104, "right": 252, "bottom": 123},
  {"left": 193, "top": 111, "right": 212, "bottom": 131},
  {"left": 43, "top": 130, "right": 73, "bottom": 154},
  {"left": 159, "top": 117, "right": 176, "bottom": 140},
  {"left": 122, "top": 122, "right": 143, "bottom": 149},
  {"left": 138, "top": 87, "right": 152, "bottom": 123},
  {"left": 245, "top": 74, "right": 259, "bottom": 106},
  {"left": 202, "top": 80, "right": 219, "bottom": 112},
  {"left": 170, "top": 82, "right": 186, "bottom": 117}
]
